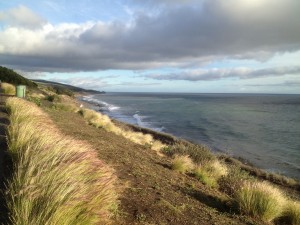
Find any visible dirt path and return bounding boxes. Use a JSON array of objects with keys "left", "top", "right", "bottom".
[
  {"left": 0, "top": 96, "right": 12, "bottom": 224},
  {"left": 47, "top": 109, "right": 260, "bottom": 225}
]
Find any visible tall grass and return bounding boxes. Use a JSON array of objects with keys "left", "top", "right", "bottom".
[
  {"left": 235, "top": 181, "right": 285, "bottom": 222},
  {"left": 5, "top": 98, "right": 117, "bottom": 225},
  {"left": 194, "top": 160, "right": 228, "bottom": 188},
  {"left": 1, "top": 82, "right": 16, "bottom": 95},
  {"left": 79, "top": 108, "right": 166, "bottom": 151},
  {"left": 171, "top": 155, "right": 194, "bottom": 174},
  {"left": 283, "top": 201, "right": 300, "bottom": 225}
]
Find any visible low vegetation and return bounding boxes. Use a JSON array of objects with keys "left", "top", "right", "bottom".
[
  {"left": 235, "top": 181, "right": 285, "bottom": 222},
  {"left": 1, "top": 82, "right": 16, "bottom": 95},
  {"left": 5, "top": 97, "right": 117, "bottom": 225},
  {"left": 283, "top": 201, "right": 300, "bottom": 225},
  {"left": 79, "top": 108, "right": 166, "bottom": 151},
  {"left": 171, "top": 155, "right": 194, "bottom": 173}
]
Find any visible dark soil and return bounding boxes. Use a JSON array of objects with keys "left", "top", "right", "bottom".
[{"left": 47, "top": 109, "right": 262, "bottom": 225}]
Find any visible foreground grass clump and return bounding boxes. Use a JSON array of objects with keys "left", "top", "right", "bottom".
[
  {"left": 1, "top": 82, "right": 16, "bottom": 95},
  {"left": 283, "top": 201, "right": 300, "bottom": 225},
  {"left": 194, "top": 160, "right": 228, "bottom": 188},
  {"left": 79, "top": 108, "right": 166, "bottom": 151},
  {"left": 5, "top": 98, "right": 117, "bottom": 225},
  {"left": 235, "top": 181, "right": 285, "bottom": 222},
  {"left": 171, "top": 155, "right": 194, "bottom": 173}
]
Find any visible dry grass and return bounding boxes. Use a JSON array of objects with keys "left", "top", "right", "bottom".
[
  {"left": 1, "top": 82, "right": 16, "bottom": 95},
  {"left": 235, "top": 181, "right": 285, "bottom": 222},
  {"left": 171, "top": 155, "right": 194, "bottom": 174},
  {"left": 5, "top": 97, "right": 117, "bottom": 225},
  {"left": 194, "top": 160, "right": 228, "bottom": 188},
  {"left": 283, "top": 201, "right": 300, "bottom": 225},
  {"left": 79, "top": 108, "right": 166, "bottom": 151}
]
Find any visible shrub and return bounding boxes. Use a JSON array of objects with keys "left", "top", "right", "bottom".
[
  {"left": 283, "top": 201, "right": 300, "bottom": 225},
  {"left": 163, "top": 142, "right": 215, "bottom": 164},
  {"left": 1, "top": 82, "right": 16, "bottom": 95},
  {"left": 5, "top": 98, "right": 117, "bottom": 225},
  {"left": 46, "top": 94, "right": 61, "bottom": 102},
  {"left": 235, "top": 181, "right": 285, "bottom": 222},
  {"left": 171, "top": 155, "right": 194, "bottom": 173},
  {"left": 218, "top": 164, "right": 253, "bottom": 196}
]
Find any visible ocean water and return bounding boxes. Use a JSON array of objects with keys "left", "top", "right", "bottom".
[{"left": 81, "top": 93, "right": 300, "bottom": 180}]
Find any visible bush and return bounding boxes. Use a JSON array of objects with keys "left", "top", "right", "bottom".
[
  {"left": 5, "top": 98, "right": 117, "bottom": 225},
  {"left": 235, "top": 181, "right": 285, "bottom": 222},
  {"left": 218, "top": 165, "right": 253, "bottom": 196},
  {"left": 163, "top": 142, "right": 215, "bottom": 164},
  {"left": 53, "top": 102, "right": 79, "bottom": 112},
  {"left": 171, "top": 155, "right": 194, "bottom": 173},
  {"left": 1, "top": 82, "right": 16, "bottom": 95},
  {"left": 46, "top": 94, "right": 61, "bottom": 102},
  {"left": 283, "top": 201, "right": 300, "bottom": 225}
]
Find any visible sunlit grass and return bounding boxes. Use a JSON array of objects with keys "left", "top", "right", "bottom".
[
  {"left": 79, "top": 108, "right": 166, "bottom": 151},
  {"left": 5, "top": 97, "right": 117, "bottom": 225},
  {"left": 235, "top": 181, "right": 285, "bottom": 222},
  {"left": 283, "top": 201, "right": 300, "bottom": 225},
  {"left": 1, "top": 82, "right": 16, "bottom": 95},
  {"left": 194, "top": 160, "right": 228, "bottom": 188},
  {"left": 171, "top": 155, "right": 194, "bottom": 174}
]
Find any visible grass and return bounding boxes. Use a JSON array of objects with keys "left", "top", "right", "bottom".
[
  {"left": 1, "top": 82, "right": 16, "bottom": 95},
  {"left": 282, "top": 201, "right": 300, "bottom": 225},
  {"left": 235, "top": 181, "right": 285, "bottom": 222},
  {"left": 194, "top": 160, "right": 228, "bottom": 188},
  {"left": 5, "top": 97, "right": 117, "bottom": 225},
  {"left": 171, "top": 155, "right": 194, "bottom": 173},
  {"left": 163, "top": 142, "right": 215, "bottom": 164},
  {"left": 79, "top": 108, "right": 166, "bottom": 151}
]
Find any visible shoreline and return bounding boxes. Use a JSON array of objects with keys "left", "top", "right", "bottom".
[{"left": 77, "top": 94, "right": 300, "bottom": 187}]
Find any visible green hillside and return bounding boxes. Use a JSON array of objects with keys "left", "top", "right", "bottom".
[{"left": 0, "top": 66, "right": 37, "bottom": 87}]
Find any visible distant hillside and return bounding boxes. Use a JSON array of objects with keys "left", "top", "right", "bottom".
[
  {"left": 0, "top": 66, "right": 37, "bottom": 87},
  {"left": 32, "top": 79, "right": 105, "bottom": 94}
]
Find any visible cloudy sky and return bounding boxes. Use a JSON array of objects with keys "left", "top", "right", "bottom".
[{"left": 0, "top": 0, "right": 300, "bottom": 93}]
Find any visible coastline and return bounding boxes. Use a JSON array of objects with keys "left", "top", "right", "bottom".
[{"left": 77, "top": 93, "right": 300, "bottom": 189}]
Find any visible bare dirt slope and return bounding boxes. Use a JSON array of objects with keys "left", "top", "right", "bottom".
[{"left": 47, "top": 109, "right": 261, "bottom": 225}]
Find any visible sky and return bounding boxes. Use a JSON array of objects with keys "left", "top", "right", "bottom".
[{"left": 0, "top": 0, "right": 300, "bottom": 93}]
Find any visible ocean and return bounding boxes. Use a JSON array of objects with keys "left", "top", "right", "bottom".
[{"left": 81, "top": 93, "right": 300, "bottom": 180}]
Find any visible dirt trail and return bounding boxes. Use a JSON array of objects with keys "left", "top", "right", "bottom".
[{"left": 47, "top": 109, "right": 260, "bottom": 225}]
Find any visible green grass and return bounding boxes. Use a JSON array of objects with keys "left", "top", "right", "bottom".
[
  {"left": 194, "top": 160, "right": 228, "bottom": 188},
  {"left": 171, "top": 155, "right": 194, "bottom": 173},
  {"left": 235, "top": 181, "right": 285, "bottom": 222},
  {"left": 5, "top": 97, "right": 117, "bottom": 225},
  {"left": 283, "top": 201, "right": 300, "bottom": 225}
]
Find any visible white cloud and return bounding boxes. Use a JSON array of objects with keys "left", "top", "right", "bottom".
[{"left": 0, "top": 5, "right": 46, "bottom": 29}]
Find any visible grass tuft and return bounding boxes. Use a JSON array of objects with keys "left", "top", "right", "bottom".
[
  {"left": 171, "top": 155, "right": 194, "bottom": 173},
  {"left": 5, "top": 97, "right": 117, "bottom": 225},
  {"left": 235, "top": 181, "right": 285, "bottom": 222},
  {"left": 283, "top": 201, "right": 300, "bottom": 225},
  {"left": 194, "top": 160, "right": 228, "bottom": 188},
  {"left": 79, "top": 108, "right": 166, "bottom": 152},
  {"left": 1, "top": 82, "right": 16, "bottom": 95}
]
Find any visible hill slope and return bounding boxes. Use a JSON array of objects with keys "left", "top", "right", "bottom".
[{"left": 0, "top": 66, "right": 36, "bottom": 87}]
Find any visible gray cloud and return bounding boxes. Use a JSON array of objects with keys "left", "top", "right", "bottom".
[
  {"left": 246, "top": 80, "right": 300, "bottom": 87},
  {"left": 145, "top": 66, "right": 300, "bottom": 81},
  {"left": 0, "top": 0, "right": 300, "bottom": 72}
]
